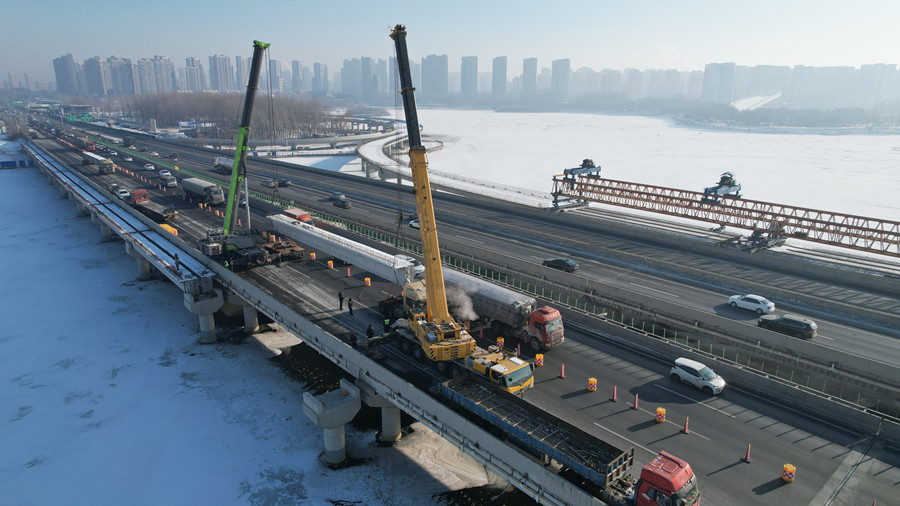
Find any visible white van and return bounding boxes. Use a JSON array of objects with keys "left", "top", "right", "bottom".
[{"left": 395, "top": 254, "right": 425, "bottom": 278}]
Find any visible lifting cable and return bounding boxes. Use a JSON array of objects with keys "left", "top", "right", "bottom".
[{"left": 262, "top": 49, "right": 281, "bottom": 200}]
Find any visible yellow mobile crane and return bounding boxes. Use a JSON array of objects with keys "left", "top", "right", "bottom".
[{"left": 390, "top": 25, "right": 476, "bottom": 363}]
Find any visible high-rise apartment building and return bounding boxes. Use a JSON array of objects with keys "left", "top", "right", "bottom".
[
  {"left": 421, "top": 54, "right": 448, "bottom": 96},
  {"left": 208, "top": 55, "right": 233, "bottom": 91},
  {"left": 312, "top": 63, "right": 328, "bottom": 97},
  {"left": 107, "top": 57, "right": 136, "bottom": 95},
  {"left": 268, "top": 59, "right": 283, "bottom": 91},
  {"left": 522, "top": 57, "right": 537, "bottom": 94},
  {"left": 152, "top": 56, "right": 175, "bottom": 94},
  {"left": 492, "top": 56, "right": 507, "bottom": 99},
  {"left": 136, "top": 59, "right": 157, "bottom": 94},
  {"left": 291, "top": 60, "right": 303, "bottom": 93},
  {"left": 234, "top": 56, "right": 249, "bottom": 90},
  {"left": 53, "top": 54, "right": 79, "bottom": 96},
  {"left": 701, "top": 62, "right": 736, "bottom": 104},
  {"left": 461, "top": 56, "right": 478, "bottom": 96},
  {"left": 550, "top": 59, "right": 571, "bottom": 98},
  {"left": 184, "top": 57, "right": 206, "bottom": 92},
  {"left": 83, "top": 56, "right": 111, "bottom": 96}
]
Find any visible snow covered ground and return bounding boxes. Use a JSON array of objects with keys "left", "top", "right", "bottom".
[{"left": 0, "top": 165, "right": 494, "bottom": 505}]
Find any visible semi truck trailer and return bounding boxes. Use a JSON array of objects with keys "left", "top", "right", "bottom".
[
  {"left": 129, "top": 189, "right": 177, "bottom": 222},
  {"left": 181, "top": 177, "right": 225, "bottom": 206}
]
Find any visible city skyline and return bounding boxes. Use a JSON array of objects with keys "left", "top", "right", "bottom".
[{"left": 2, "top": 0, "right": 899, "bottom": 84}]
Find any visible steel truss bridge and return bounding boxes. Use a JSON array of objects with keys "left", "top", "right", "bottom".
[{"left": 552, "top": 174, "right": 900, "bottom": 257}]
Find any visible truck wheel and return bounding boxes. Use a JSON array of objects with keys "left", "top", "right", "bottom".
[
  {"left": 529, "top": 337, "right": 541, "bottom": 352},
  {"left": 400, "top": 340, "right": 411, "bottom": 355},
  {"left": 450, "top": 364, "right": 463, "bottom": 378},
  {"left": 412, "top": 346, "right": 424, "bottom": 361},
  {"left": 436, "top": 361, "right": 450, "bottom": 376}
]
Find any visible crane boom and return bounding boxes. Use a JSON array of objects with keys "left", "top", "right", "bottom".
[
  {"left": 391, "top": 24, "right": 475, "bottom": 360},
  {"left": 223, "top": 40, "right": 270, "bottom": 236}
]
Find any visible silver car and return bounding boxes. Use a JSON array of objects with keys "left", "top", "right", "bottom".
[{"left": 670, "top": 357, "right": 726, "bottom": 395}]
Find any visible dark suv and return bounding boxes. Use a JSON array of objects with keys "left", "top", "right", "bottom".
[{"left": 758, "top": 314, "right": 817, "bottom": 339}]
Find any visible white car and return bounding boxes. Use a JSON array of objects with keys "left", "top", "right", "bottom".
[
  {"left": 409, "top": 219, "right": 420, "bottom": 230},
  {"left": 158, "top": 169, "right": 172, "bottom": 178},
  {"left": 727, "top": 294, "right": 774, "bottom": 314},
  {"left": 123, "top": 155, "right": 133, "bottom": 162},
  {"left": 143, "top": 163, "right": 155, "bottom": 171},
  {"left": 670, "top": 357, "right": 726, "bottom": 395},
  {"left": 115, "top": 189, "right": 131, "bottom": 201}
]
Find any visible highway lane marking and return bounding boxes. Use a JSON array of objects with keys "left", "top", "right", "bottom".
[
  {"left": 454, "top": 235, "right": 484, "bottom": 245},
  {"left": 654, "top": 384, "right": 736, "bottom": 418},
  {"left": 629, "top": 283, "right": 679, "bottom": 298},
  {"left": 592, "top": 422, "right": 656, "bottom": 456}
]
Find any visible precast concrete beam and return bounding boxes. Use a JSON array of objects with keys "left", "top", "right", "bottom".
[
  {"left": 303, "top": 379, "right": 361, "bottom": 465},
  {"left": 358, "top": 380, "right": 402, "bottom": 443},
  {"left": 184, "top": 289, "right": 224, "bottom": 344}
]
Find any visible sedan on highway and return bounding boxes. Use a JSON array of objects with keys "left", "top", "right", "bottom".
[
  {"left": 122, "top": 155, "right": 133, "bottom": 162},
  {"left": 409, "top": 219, "right": 420, "bottom": 229},
  {"left": 759, "top": 314, "right": 817, "bottom": 339},
  {"left": 143, "top": 164, "right": 155, "bottom": 171},
  {"left": 115, "top": 189, "right": 131, "bottom": 201},
  {"left": 158, "top": 169, "right": 172, "bottom": 178},
  {"left": 670, "top": 357, "right": 726, "bottom": 395},
  {"left": 332, "top": 198, "right": 351, "bottom": 209},
  {"left": 727, "top": 294, "right": 775, "bottom": 314},
  {"left": 543, "top": 257, "right": 579, "bottom": 272}
]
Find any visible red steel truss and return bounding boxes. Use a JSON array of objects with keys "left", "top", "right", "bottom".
[{"left": 552, "top": 175, "right": 900, "bottom": 257}]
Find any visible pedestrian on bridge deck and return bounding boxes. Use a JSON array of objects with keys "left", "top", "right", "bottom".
[
  {"left": 349, "top": 332, "right": 358, "bottom": 349},
  {"left": 338, "top": 290, "right": 344, "bottom": 310},
  {"left": 347, "top": 298, "right": 354, "bottom": 316},
  {"left": 367, "top": 324, "right": 375, "bottom": 341}
]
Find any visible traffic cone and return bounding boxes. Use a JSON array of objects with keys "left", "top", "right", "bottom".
[
  {"left": 611, "top": 385, "right": 617, "bottom": 402},
  {"left": 681, "top": 416, "right": 690, "bottom": 434},
  {"left": 560, "top": 363, "right": 565, "bottom": 379},
  {"left": 516, "top": 344, "right": 520, "bottom": 357},
  {"left": 633, "top": 393, "right": 639, "bottom": 410},
  {"left": 741, "top": 443, "right": 752, "bottom": 463},
  {"left": 346, "top": 266, "right": 351, "bottom": 278}
]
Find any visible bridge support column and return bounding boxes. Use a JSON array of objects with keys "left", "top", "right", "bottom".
[
  {"left": 125, "top": 242, "right": 153, "bottom": 281},
  {"left": 75, "top": 201, "right": 89, "bottom": 217},
  {"left": 57, "top": 183, "right": 67, "bottom": 198},
  {"left": 362, "top": 159, "right": 371, "bottom": 178},
  {"left": 183, "top": 289, "right": 224, "bottom": 343},
  {"left": 91, "top": 212, "right": 114, "bottom": 242},
  {"left": 357, "top": 381, "right": 402, "bottom": 444},
  {"left": 226, "top": 291, "right": 259, "bottom": 333},
  {"left": 303, "top": 379, "right": 360, "bottom": 466}
]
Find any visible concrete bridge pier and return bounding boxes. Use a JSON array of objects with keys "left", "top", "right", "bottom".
[
  {"left": 91, "top": 212, "right": 114, "bottom": 242},
  {"left": 303, "top": 379, "right": 361, "bottom": 466},
  {"left": 184, "top": 289, "right": 224, "bottom": 344},
  {"left": 75, "top": 201, "right": 90, "bottom": 217},
  {"left": 125, "top": 242, "right": 153, "bottom": 280},
  {"left": 358, "top": 381, "right": 402, "bottom": 444},
  {"left": 57, "top": 183, "right": 68, "bottom": 198},
  {"left": 362, "top": 159, "right": 372, "bottom": 179},
  {"left": 226, "top": 291, "right": 259, "bottom": 333}
]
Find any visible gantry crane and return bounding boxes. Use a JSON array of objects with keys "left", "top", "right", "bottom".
[{"left": 390, "top": 25, "right": 476, "bottom": 361}]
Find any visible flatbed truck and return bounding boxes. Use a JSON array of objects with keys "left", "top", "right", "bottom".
[{"left": 441, "top": 374, "right": 701, "bottom": 505}]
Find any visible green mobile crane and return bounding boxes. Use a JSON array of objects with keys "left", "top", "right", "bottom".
[{"left": 200, "top": 41, "right": 304, "bottom": 269}]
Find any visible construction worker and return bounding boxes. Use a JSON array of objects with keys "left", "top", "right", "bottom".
[
  {"left": 174, "top": 253, "right": 181, "bottom": 272},
  {"left": 347, "top": 298, "right": 354, "bottom": 316},
  {"left": 338, "top": 290, "right": 344, "bottom": 310},
  {"left": 349, "top": 332, "right": 358, "bottom": 349},
  {"left": 366, "top": 324, "right": 375, "bottom": 341},
  {"left": 383, "top": 317, "right": 391, "bottom": 333}
]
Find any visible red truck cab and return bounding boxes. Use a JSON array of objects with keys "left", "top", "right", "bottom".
[
  {"left": 528, "top": 306, "right": 564, "bottom": 350},
  {"left": 635, "top": 451, "right": 700, "bottom": 506},
  {"left": 130, "top": 189, "right": 150, "bottom": 205}
]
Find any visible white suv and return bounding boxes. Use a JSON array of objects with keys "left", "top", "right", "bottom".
[{"left": 669, "top": 357, "right": 725, "bottom": 395}]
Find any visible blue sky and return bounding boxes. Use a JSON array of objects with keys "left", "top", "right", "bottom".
[{"left": 4, "top": 0, "right": 900, "bottom": 83}]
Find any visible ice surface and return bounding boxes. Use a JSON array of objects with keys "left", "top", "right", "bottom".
[{"left": 0, "top": 167, "right": 491, "bottom": 505}]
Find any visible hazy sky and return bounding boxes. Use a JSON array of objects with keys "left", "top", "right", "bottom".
[{"left": 4, "top": 0, "right": 900, "bottom": 83}]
